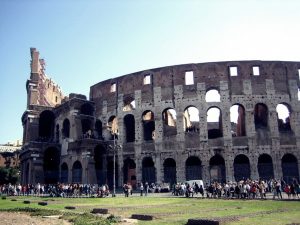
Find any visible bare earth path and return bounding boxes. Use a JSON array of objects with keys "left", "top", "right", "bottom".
[{"left": 0, "top": 211, "right": 72, "bottom": 225}]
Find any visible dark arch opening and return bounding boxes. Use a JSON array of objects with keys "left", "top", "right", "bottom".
[
  {"left": 43, "top": 147, "right": 60, "bottom": 184},
  {"left": 233, "top": 154, "right": 250, "bottom": 181},
  {"left": 185, "top": 156, "right": 202, "bottom": 181},
  {"left": 95, "top": 119, "right": 103, "bottom": 140},
  {"left": 230, "top": 104, "right": 246, "bottom": 137},
  {"left": 124, "top": 114, "right": 135, "bottom": 142},
  {"left": 142, "top": 157, "right": 156, "bottom": 184},
  {"left": 142, "top": 111, "right": 155, "bottom": 141},
  {"left": 80, "top": 103, "right": 94, "bottom": 116},
  {"left": 258, "top": 154, "right": 274, "bottom": 180},
  {"left": 72, "top": 161, "right": 82, "bottom": 183},
  {"left": 60, "top": 163, "right": 68, "bottom": 183},
  {"left": 209, "top": 154, "right": 226, "bottom": 183},
  {"left": 254, "top": 103, "right": 268, "bottom": 130},
  {"left": 163, "top": 158, "right": 177, "bottom": 185},
  {"left": 94, "top": 145, "right": 107, "bottom": 185},
  {"left": 39, "top": 110, "right": 55, "bottom": 141},
  {"left": 81, "top": 119, "right": 92, "bottom": 138},
  {"left": 123, "top": 158, "right": 136, "bottom": 188},
  {"left": 62, "top": 119, "right": 70, "bottom": 138},
  {"left": 282, "top": 154, "right": 299, "bottom": 184}
]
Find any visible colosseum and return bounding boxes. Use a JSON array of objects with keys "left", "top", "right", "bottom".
[{"left": 20, "top": 48, "right": 300, "bottom": 188}]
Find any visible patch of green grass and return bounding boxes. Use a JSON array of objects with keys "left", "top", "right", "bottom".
[{"left": 0, "top": 196, "right": 300, "bottom": 224}]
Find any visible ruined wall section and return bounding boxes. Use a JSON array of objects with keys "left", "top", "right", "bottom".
[{"left": 27, "top": 48, "right": 65, "bottom": 108}]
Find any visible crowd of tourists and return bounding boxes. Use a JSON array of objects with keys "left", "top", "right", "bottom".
[
  {"left": 0, "top": 178, "right": 299, "bottom": 200},
  {"left": 0, "top": 183, "right": 110, "bottom": 197},
  {"left": 172, "top": 178, "right": 300, "bottom": 199}
]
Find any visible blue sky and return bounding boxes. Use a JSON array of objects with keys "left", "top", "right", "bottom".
[{"left": 0, "top": 0, "right": 300, "bottom": 144}]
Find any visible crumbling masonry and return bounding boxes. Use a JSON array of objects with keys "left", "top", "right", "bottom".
[{"left": 20, "top": 48, "right": 300, "bottom": 187}]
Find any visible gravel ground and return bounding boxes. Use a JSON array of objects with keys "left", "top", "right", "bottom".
[{"left": 0, "top": 212, "right": 72, "bottom": 225}]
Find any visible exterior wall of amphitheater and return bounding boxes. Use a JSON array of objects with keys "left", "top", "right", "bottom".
[{"left": 20, "top": 50, "right": 300, "bottom": 187}]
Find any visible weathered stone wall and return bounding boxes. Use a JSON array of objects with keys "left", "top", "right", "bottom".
[{"left": 90, "top": 60, "right": 300, "bottom": 185}]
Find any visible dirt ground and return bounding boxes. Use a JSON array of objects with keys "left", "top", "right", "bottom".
[
  {"left": 0, "top": 211, "right": 72, "bottom": 225},
  {"left": 0, "top": 211, "right": 137, "bottom": 225}
]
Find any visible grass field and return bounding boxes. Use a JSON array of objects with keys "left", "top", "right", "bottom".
[{"left": 0, "top": 195, "right": 300, "bottom": 225}]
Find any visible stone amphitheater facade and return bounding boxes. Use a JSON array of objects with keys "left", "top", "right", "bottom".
[{"left": 20, "top": 48, "right": 300, "bottom": 188}]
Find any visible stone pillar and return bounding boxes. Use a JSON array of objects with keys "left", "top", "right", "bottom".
[
  {"left": 201, "top": 160, "right": 210, "bottom": 185},
  {"left": 176, "top": 154, "right": 186, "bottom": 182},
  {"left": 197, "top": 83, "right": 207, "bottom": 141},
  {"left": 155, "top": 154, "right": 162, "bottom": 183},
  {"left": 250, "top": 154, "right": 259, "bottom": 180}
]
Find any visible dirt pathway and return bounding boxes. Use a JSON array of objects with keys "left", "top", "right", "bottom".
[{"left": 0, "top": 211, "right": 72, "bottom": 225}]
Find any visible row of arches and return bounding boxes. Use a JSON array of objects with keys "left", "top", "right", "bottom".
[
  {"left": 37, "top": 101, "right": 292, "bottom": 143},
  {"left": 40, "top": 146, "right": 299, "bottom": 185}
]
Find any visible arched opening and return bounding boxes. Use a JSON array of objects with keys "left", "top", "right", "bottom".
[
  {"left": 81, "top": 119, "right": 93, "bottom": 138},
  {"left": 94, "top": 145, "right": 107, "bottom": 185},
  {"left": 124, "top": 114, "right": 135, "bottom": 142},
  {"left": 123, "top": 96, "right": 135, "bottom": 111},
  {"left": 107, "top": 159, "right": 119, "bottom": 189},
  {"left": 108, "top": 116, "right": 118, "bottom": 140},
  {"left": 62, "top": 119, "right": 70, "bottom": 138},
  {"left": 207, "top": 107, "right": 223, "bottom": 139},
  {"left": 60, "top": 163, "right": 68, "bottom": 183},
  {"left": 142, "top": 111, "right": 155, "bottom": 141},
  {"left": 185, "top": 156, "right": 202, "bottom": 181},
  {"left": 80, "top": 103, "right": 94, "bottom": 116},
  {"left": 257, "top": 154, "right": 274, "bottom": 180},
  {"left": 276, "top": 103, "right": 292, "bottom": 132},
  {"left": 43, "top": 147, "right": 60, "bottom": 184},
  {"left": 233, "top": 154, "right": 250, "bottom": 181},
  {"left": 95, "top": 119, "right": 103, "bottom": 139},
  {"left": 39, "top": 110, "right": 55, "bottom": 141},
  {"left": 123, "top": 158, "right": 136, "bottom": 188},
  {"left": 163, "top": 158, "right": 176, "bottom": 185},
  {"left": 162, "top": 108, "right": 177, "bottom": 136},
  {"left": 184, "top": 106, "right": 199, "bottom": 133},
  {"left": 230, "top": 104, "right": 246, "bottom": 137},
  {"left": 72, "top": 161, "right": 82, "bottom": 183},
  {"left": 142, "top": 157, "right": 156, "bottom": 184},
  {"left": 205, "top": 89, "right": 221, "bottom": 102},
  {"left": 282, "top": 154, "right": 299, "bottom": 184},
  {"left": 209, "top": 154, "right": 226, "bottom": 183},
  {"left": 254, "top": 103, "right": 268, "bottom": 130}
]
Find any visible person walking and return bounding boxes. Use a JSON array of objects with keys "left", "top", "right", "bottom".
[{"left": 140, "top": 183, "right": 144, "bottom": 196}]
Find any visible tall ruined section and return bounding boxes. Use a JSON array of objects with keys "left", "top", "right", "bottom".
[{"left": 27, "top": 48, "right": 64, "bottom": 107}]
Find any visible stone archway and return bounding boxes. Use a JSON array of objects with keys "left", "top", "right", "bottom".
[
  {"left": 142, "top": 157, "right": 156, "bottom": 184},
  {"left": 282, "top": 154, "right": 299, "bottom": 183},
  {"left": 60, "top": 163, "right": 68, "bottom": 183},
  {"left": 94, "top": 145, "right": 107, "bottom": 185},
  {"left": 185, "top": 156, "right": 202, "bottom": 181},
  {"left": 257, "top": 154, "right": 274, "bottom": 180},
  {"left": 43, "top": 147, "right": 60, "bottom": 184},
  {"left": 72, "top": 161, "right": 82, "bottom": 183},
  {"left": 233, "top": 154, "right": 250, "bottom": 181},
  {"left": 209, "top": 155, "right": 226, "bottom": 183},
  {"left": 163, "top": 158, "right": 177, "bottom": 185},
  {"left": 123, "top": 158, "right": 136, "bottom": 188}
]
